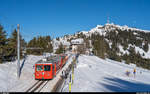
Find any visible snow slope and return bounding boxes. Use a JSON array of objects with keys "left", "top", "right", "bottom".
[
  {"left": 62, "top": 55, "right": 150, "bottom": 92},
  {"left": 0, "top": 55, "right": 43, "bottom": 92}
]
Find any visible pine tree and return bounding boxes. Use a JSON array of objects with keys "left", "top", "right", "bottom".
[
  {"left": 7, "top": 29, "right": 26, "bottom": 59},
  {"left": 27, "top": 36, "right": 53, "bottom": 55},
  {"left": 0, "top": 25, "right": 7, "bottom": 63},
  {"left": 143, "top": 42, "right": 149, "bottom": 52}
]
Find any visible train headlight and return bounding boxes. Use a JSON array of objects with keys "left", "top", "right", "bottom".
[{"left": 42, "top": 72, "right": 44, "bottom": 75}]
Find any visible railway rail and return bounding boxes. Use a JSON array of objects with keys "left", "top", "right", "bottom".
[
  {"left": 26, "top": 61, "right": 66, "bottom": 92},
  {"left": 26, "top": 80, "right": 49, "bottom": 92}
]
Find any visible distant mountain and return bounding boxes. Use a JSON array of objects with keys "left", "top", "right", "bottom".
[{"left": 53, "top": 23, "right": 150, "bottom": 70}]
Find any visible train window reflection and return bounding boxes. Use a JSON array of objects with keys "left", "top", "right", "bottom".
[
  {"left": 36, "top": 65, "right": 43, "bottom": 71},
  {"left": 44, "top": 65, "right": 51, "bottom": 71}
]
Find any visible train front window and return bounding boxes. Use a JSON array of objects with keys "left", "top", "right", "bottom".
[
  {"left": 44, "top": 65, "right": 51, "bottom": 71},
  {"left": 36, "top": 65, "right": 43, "bottom": 71}
]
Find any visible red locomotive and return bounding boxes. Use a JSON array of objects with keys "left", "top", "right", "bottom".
[{"left": 34, "top": 54, "right": 68, "bottom": 80}]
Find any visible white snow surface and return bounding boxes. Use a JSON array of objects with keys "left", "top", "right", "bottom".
[
  {"left": 127, "top": 44, "right": 150, "bottom": 59},
  {"left": 62, "top": 55, "right": 150, "bottom": 92},
  {"left": 0, "top": 55, "right": 43, "bottom": 92},
  {"left": 117, "top": 44, "right": 150, "bottom": 59},
  {"left": 134, "top": 44, "right": 150, "bottom": 59}
]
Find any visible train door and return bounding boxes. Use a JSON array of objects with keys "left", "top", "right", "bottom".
[
  {"left": 35, "top": 64, "right": 44, "bottom": 79},
  {"left": 62, "top": 56, "right": 65, "bottom": 66},
  {"left": 57, "top": 56, "right": 60, "bottom": 69},
  {"left": 54, "top": 63, "right": 56, "bottom": 76},
  {"left": 44, "top": 64, "right": 52, "bottom": 79},
  {"left": 60, "top": 56, "right": 63, "bottom": 69},
  {"left": 56, "top": 61, "right": 59, "bottom": 72},
  {"left": 51, "top": 63, "right": 56, "bottom": 77}
]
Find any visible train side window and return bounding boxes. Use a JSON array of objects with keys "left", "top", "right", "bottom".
[
  {"left": 44, "top": 65, "right": 51, "bottom": 71},
  {"left": 36, "top": 65, "right": 43, "bottom": 71}
]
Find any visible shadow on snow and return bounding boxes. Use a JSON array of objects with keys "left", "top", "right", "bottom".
[
  {"left": 19, "top": 56, "right": 27, "bottom": 76},
  {"left": 98, "top": 76, "right": 150, "bottom": 92}
]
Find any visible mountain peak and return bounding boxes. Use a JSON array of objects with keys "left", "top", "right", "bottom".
[{"left": 77, "top": 23, "right": 150, "bottom": 38}]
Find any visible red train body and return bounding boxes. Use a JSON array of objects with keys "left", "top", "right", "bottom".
[{"left": 34, "top": 54, "right": 68, "bottom": 80}]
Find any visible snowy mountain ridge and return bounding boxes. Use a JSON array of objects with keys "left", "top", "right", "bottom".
[
  {"left": 79, "top": 23, "right": 150, "bottom": 37},
  {"left": 53, "top": 23, "right": 150, "bottom": 44}
]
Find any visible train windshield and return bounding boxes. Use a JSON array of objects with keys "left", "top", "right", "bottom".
[
  {"left": 36, "top": 65, "right": 43, "bottom": 71},
  {"left": 44, "top": 65, "right": 51, "bottom": 71}
]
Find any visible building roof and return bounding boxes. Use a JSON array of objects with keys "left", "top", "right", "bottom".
[{"left": 71, "top": 38, "right": 84, "bottom": 45}]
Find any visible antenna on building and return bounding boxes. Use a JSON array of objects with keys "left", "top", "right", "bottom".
[{"left": 107, "top": 16, "right": 110, "bottom": 24}]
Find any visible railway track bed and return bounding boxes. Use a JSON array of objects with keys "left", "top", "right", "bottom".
[
  {"left": 25, "top": 54, "right": 74, "bottom": 92},
  {"left": 26, "top": 80, "right": 49, "bottom": 92}
]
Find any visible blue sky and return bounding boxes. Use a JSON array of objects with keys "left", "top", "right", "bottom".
[{"left": 0, "top": 0, "right": 150, "bottom": 42}]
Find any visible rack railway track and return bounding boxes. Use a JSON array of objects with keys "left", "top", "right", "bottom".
[
  {"left": 26, "top": 54, "right": 73, "bottom": 92},
  {"left": 26, "top": 80, "right": 49, "bottom": 92}
]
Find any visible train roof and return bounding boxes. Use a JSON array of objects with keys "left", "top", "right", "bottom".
[{"left": 35, "top": 55, "right": 63, "bottom": 64}]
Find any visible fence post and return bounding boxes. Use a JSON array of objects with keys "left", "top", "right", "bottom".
[{"left": 69, "top": 74, "right": 72, "bottom": 92}]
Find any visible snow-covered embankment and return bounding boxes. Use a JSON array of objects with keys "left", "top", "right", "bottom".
[{"left": 62, "top": 55, "right": 150, "bottom": 92}]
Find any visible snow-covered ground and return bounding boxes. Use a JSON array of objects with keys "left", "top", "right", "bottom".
[
  {"left": 0, "top": 55, "right": 43, "bottom": 92},
  {"left": 1, "top": 54, "right": 150, "bottom": 92},
  {"left": 62, "top": 55, "right": 150, "bottom": 92},
  {"left": 0, "top": 52, "right": 74, "bottom": 92}
]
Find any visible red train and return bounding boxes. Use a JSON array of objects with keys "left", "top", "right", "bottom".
[{"left": 34, "top": 54, "right": 68, "bottom": 80}]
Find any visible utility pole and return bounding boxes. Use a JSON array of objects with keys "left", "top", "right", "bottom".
[{"left": 17, "top": 24, "right": 20, "bottom": 79}]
